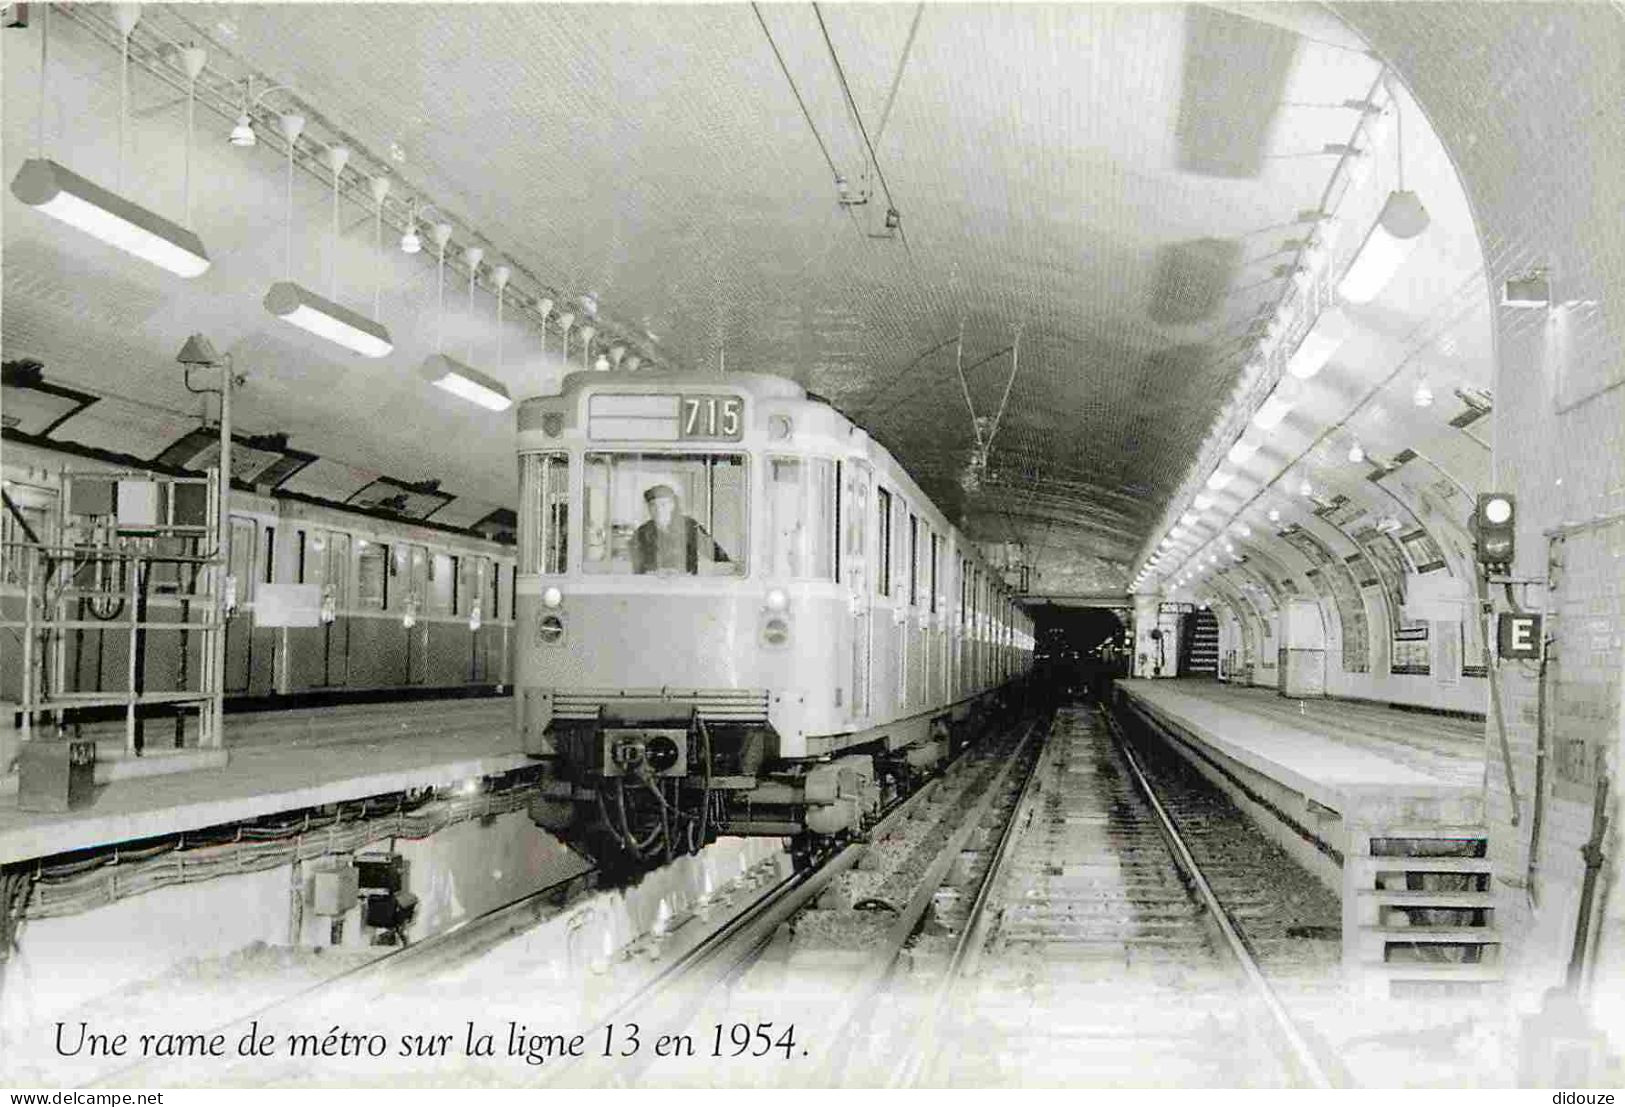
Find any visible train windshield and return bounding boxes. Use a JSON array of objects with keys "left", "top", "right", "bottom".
[{"left": 583, "top": 452, "right": 747, "bottom": 576}]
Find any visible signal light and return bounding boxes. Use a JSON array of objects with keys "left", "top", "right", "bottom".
[{"left": 1472, "top": 493, "right": 1516, "bottom": 571}]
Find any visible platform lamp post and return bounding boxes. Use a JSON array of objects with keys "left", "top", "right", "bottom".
[{"left": 176, "top": 334, "right": 233, "bottom": 748}]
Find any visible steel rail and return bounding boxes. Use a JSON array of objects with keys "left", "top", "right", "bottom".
[
  {"left": 886, "top": 716, "right": 1050, "bottom": 1087},
  {"left": 1105, "top": 708, "right": 1335, "bottom": 1090}
]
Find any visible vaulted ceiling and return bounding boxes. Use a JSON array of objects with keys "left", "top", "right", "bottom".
[{"left": 1, "top": 3, "right": 1493, "bottom": 587}]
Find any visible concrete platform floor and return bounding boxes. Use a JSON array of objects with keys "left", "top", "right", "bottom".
[{"left": 0, "top": 698, "right": 521, "bottom": 865}]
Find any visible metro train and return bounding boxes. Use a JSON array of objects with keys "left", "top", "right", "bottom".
[
  {"left": 514, "top": 370, "right": 1035, "bottom": 874},
  {"left": 1, "top": 439, "right": 516, "bottom": 728}
]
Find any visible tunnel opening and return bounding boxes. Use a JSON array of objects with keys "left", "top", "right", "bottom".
[{"left": 1030, "top": 604, "right": 1130, "bottom": 706}]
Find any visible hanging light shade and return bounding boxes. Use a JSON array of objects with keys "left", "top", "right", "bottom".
[
  {"left": 11, "top": 159, "right": 210, "bottom": 277},
  {"left": 1337, "top": 190, "right": 1430, "bottom": 304},
  {"left": 265, "top": 282, "right": 392, "bottom": 357},
  {"left": 229, "top": 112, "right": 256, "bottom": 147}
]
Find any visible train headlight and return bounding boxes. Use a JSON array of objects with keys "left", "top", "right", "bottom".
[
  {"left": 762, "top": 617, "right": 791, "bottom": 647},
  {"left": 764, "top": 587, "right": 789, "bottom": 612},
  {"left": 538, "top": 613, "right": 566, "bottom": 645},
  {"left": 541, "top": 586, "right": 563, "bottom": 609}
]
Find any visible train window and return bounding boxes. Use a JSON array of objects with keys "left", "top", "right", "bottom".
[
  {"left": 582, "top": 452, "right": 746, "bottom": 576},
  {"left": 409, "top": 546, "right": 428, "bottom": 612},
  {"left": 429, "top": 552, "right": 455, "bottom": 613},
  {"left": 456, "top": 556, "right": 480, "bottom": 616},
  {"left": 875, "top": 488, "right": 892, "bottom": 597},
  {"left": 518, "top": 452, "right": 570, "bottom": 575},
  {"left": 358, "top": 541, "right": 387, "bottom": 609},
  {"left": 844, "top": 463, "right": 867, "bottom": 561},
  {"left": 262, "top": 525, "right": 276, "bottom": 584},
  {"left": 324, "top": 533, "right": 349, "bottom": 608},
  {"left": 908, "top": 515, "right": 919, "bottom": 606},
  {"left": 768, "top": 457, "right": 835, "bottom": 581},
  {"left": 930, "top": 532, "right": 939, "bottom": 614},
  {"left": 229, "top": 519, "right": 255, "bottom": 599}
]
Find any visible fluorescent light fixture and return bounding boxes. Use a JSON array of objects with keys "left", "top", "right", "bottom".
[
  {"left": 1286, "top": 308, "right": 1348, "bottom": 380},
  {"left": 10, "top": 158, "right": 210, "bottom": 277},
  {"left": 1252, "top": 387, "right": 1295, "bottom": 430},
  {"left": 1193, "top": 493, "right": 1214, "bottom": 510},
  {"left": 265, "top": 281, "right": 393, "bottom": 358},
  {"left": 1337, "top": 190, "right": 1430, "bottom": 304},
  {"left": 1180, "top": 512, "right": 1198, "bottom": 526},
  {"left": 1227, "top": 435, "right": 1261, "bottom": 465},
  {"left": 1206, "top": 469, "right": 1234, "bottom": 491},
  {"left": 1347, "top": 440, "right": 1365, "bottom": 464},
  {"left": 1413, "top": 379, "right": 1434, "bottom": 407},
  {"left": 420, "top": 353, "right": 513, "bottom": 411}
]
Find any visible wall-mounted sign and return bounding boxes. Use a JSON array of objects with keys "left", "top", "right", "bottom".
[{"left": 1497, "top": 612, "right": 1543, "bottom": 660}]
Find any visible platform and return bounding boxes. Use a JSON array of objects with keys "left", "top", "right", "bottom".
[
  {"left": 1115, "top": 679, "right": 1499, "bottom": 993},
  {"left": 1115, "top": 679, "right": 1483, "bottom": 831},
  {"left": 0, "top": 699, "right": 524, "bottom": 865}
]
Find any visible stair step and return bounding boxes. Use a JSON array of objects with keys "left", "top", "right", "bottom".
[
  {"left": 1363, "top": 926, "right": 1502, "bottom": 944},
  {"left": 1356, "top": 856, "right": 1494, "bottom": 873},
  {"left": 1360, "top": 890, "right": 1495, "bottom": 907}
]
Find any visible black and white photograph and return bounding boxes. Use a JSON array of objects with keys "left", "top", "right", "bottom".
[{"left": 1, "top": 0, "right": 1623, "bottom": 1096}]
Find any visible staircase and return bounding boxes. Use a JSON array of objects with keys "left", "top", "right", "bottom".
[
  {"left": 1344, "top": 826, "right": 1502, "bottom": 996},
  {"left": 1181, "top": 609, "right": 1219, "bottom": 678}
]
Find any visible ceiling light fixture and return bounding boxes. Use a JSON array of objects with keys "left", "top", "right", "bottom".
[
  {"left": 1286, "top": 307, "right": 1348, "bottom": 380},
  {"left": 264, "top": 137, "right": 392, "bottom": 358},
  {"left": 11, "top": 5, "right": 210, "bottom": 278},
  {"left": 1413, "top": 378, "right": 1434, "bottom": 407},
  {"left": 1338, "top": 190, "right": 1429, "bottom": 303},
  {"left": 1227, "top": 434, "right": 1261, "bottom": 466},
  {"left": 1347, "top": 439, "right": 1365, "bottom": 464},
  {"left": 422, "top": 242, "right": 509, "bottom": 411},
  {"left": 579, "top": 325, "right": 597, "bottom": 371},
  {"left": 421, "top": 354, "right": 511, "bottom": 412},
  {"left": 1338, "top": 93, "right": 1429, "bottom": 304},
  {"left": 1252, "top": 378, "right": 1301, "bottom": 431},
  {"left": 12, "top": 159, "right": 212, "bottom": 278},
  {"left": 1206, "top": 469, "right": 1234, "bottom": 491},
  {"left": 400, "top": 201, "right": 422, "bottom": 254}
]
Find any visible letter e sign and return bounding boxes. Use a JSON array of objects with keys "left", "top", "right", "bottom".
[{"left": 1497, "top": 613, "right": 1543, "bottom": 660}]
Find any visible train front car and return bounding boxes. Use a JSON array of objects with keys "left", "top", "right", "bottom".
[{"left": 514, "top": 371, "right": 865, "bottom": 876}]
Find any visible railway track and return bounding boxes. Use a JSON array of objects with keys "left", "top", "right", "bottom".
[{"left": 882, "top": 705, "right": 1337, "bottom": 1087}]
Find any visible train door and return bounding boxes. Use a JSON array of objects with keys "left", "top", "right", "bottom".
[
  {"left": 324, "top": 532, "right": 351, "bottom": 686},
  {"left": 222, "top": 518, "right": 256, "bottom": 693},
  {"left": 842, "top": 461, "right": 871, "bottom": 720},
  {"left": 407, "top": 544, "right": 429, "bottom": 684},
  {"left": 463, "top": 555, "right": 487, "bottom": 682}
]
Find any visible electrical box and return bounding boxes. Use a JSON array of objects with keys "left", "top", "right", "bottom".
[
  {"left": 309, "top": 863, "right": 360, "bottom": 916},
  {"left": 356, "top": 853, "right": 404, "bottom": 893},
  {"left": 17, "top": 740, "right": 96, "bottom": 813},
  {"left": 116, "top": 480, "right": 162, "bottom": 529},
  {"left": 68, "top": 479, "right": 115, "bottom": 517},
  {"left": 363, "top": 891, "right": 418, "bottom": 930},
  {"left": 172, "top": 482, "right": 209, "bottom": 527}
]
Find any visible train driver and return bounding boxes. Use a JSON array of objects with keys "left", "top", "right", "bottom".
[{"left": 632, "top": 484, "right": 730, "bottom": 575}]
